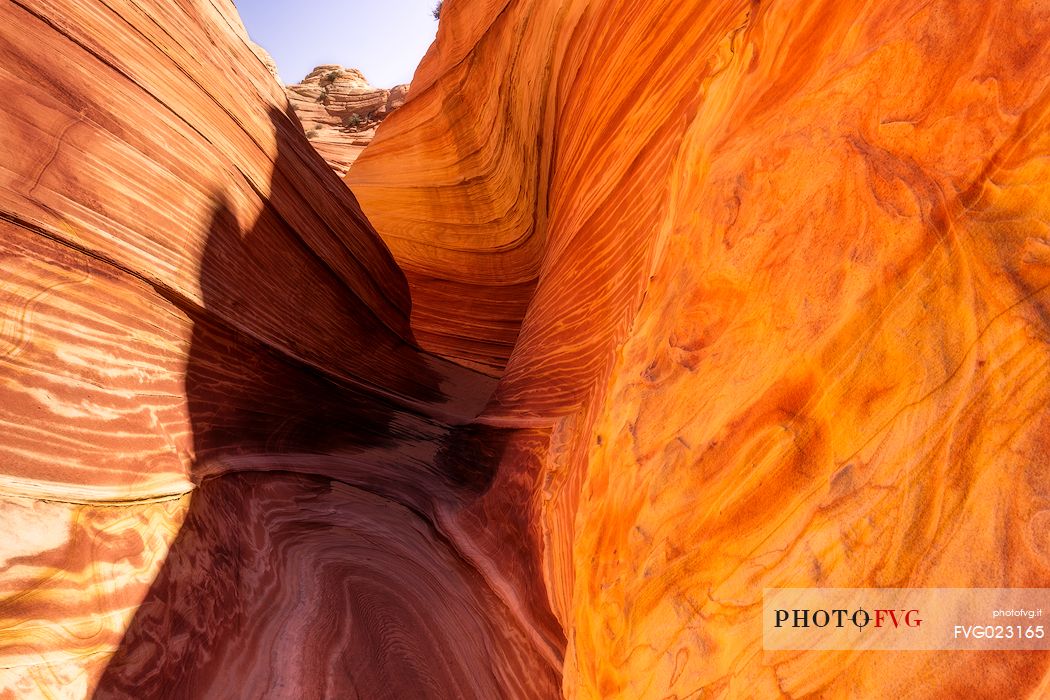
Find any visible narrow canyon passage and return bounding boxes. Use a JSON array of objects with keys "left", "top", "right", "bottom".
[
  {"left": 3, "top": 0, "right": 1050, "bottom": 698},
  {"left": 0, "top": 2, "right": 562, "bottom": 696},
  {"left": 89, "top": 110, "right": 563, "bottom": 698}
]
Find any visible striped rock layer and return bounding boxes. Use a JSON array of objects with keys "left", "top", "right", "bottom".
[
  {"left": 286, "top": 66, "right": 409, "bottom": 176},
  {"left": 0, "top": 0, "right": 551, "bottom": 697},
  {"left": 2, "top": 0, "right": 1050, "bottom": 700}
]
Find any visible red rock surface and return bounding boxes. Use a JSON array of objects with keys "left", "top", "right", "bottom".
[
  {"left": 0, "top": 0, "right": 555, "bottom": 697},
  {"left": 3, "top": 0, "right": 1050, "bottom": 698},
  {"left": 286, "top": 66, "right": 408, "bottom": 176}
]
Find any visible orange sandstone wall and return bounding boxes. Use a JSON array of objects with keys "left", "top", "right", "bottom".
[
  {"left": 352, "top": 0, "right": 1050, "bottom": 697},
  {"left": 348, "top": 0, "right": 564, "bottom": 373},
  {"left": 3, "top": 0, "right": 1050, "bottom": 697}
]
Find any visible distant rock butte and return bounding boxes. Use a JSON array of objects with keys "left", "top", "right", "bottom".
[{"left": 285, "top": 65, "right": 409, "bottom": 176}]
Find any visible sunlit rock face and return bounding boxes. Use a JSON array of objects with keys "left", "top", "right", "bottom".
[
  {"left": 3, "top": 0, "right": 1050, "bottom": 699},
  {"left": 286, "top": 66, "right": 409, "bottom": 176},
  {"left": 351, "top": 0, "right": 1050, "bottom": 697}
]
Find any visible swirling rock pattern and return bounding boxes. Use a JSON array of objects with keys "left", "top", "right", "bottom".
[
  {"left": 352, "top": 0, "right": 1050, "bottom": 697},
  {"left": 2, "top": 0, "right": 1050, "bottom": 699},
  {"left": 0, "top": 0, "right": 556, "bottom": 697}
]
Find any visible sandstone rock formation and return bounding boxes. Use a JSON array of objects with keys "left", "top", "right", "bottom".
[
  {"left": 0, "top": 1, "right": 554, "bottom": 697},
  {"left": 2, "top": 0, "right": 1050, "bottom": 699},
  {"left": 286, "top": 66, "right": 409, "bottom": 176},
  {"left": 352, "top": 0, "right": 1050, "bottom": 696}
]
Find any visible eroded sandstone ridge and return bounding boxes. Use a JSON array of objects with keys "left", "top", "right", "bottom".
[
  {"left": 286, "top": 66, "right": 408, "bottom": 176},
  {"left": 2, "top": 0, "right": 1050, "bottom": 698}
]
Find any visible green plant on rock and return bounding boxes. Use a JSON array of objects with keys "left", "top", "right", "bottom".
[{"left": 432, "top": 1, "right": 443, "bottom": 20}]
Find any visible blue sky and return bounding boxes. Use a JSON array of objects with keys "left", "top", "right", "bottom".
[{"left": 235, "top": 0, "right": 440, "bottom": 87}]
